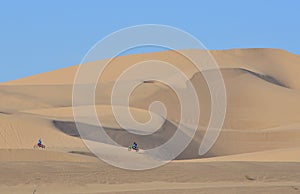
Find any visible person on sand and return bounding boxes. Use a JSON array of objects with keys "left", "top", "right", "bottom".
[
  {"left": 38, "top": 138, "right": 42, "bottom": 147},
  {"left": 132, "top": 142, "right": 138, "bottom": 150}
]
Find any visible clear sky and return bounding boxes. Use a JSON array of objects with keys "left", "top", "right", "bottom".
[{"left": 0, "top": 0, "right": 299, "bottom": 82}]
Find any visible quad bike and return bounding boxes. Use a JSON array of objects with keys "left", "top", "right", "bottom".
[
  {"left": 128, "top": 145, "right": 139, "bottom": 152},
  {"left": 33, "top": 143, "right": 46, "bottom": 149}
]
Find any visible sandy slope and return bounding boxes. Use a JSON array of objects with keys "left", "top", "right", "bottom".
[
  {"left": 0, "top": 149, "right": 96, "bottom": 162},
  {"left": 0, "top": 113, "right": 84, "bottom": 149},
  {"left": 0, "top": 48, "right": 300, "bottom": 193}
]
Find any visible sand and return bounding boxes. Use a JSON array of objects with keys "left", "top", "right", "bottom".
[
  {"left": 0, "top": 48, "right": 300, "bottom": 193},
  {"left": 1, "top": 160, "right": 300, "bottom": 193}
]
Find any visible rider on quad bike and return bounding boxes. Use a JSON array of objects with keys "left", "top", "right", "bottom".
[{"left": 34, "top": 138, "right": 45, "bottom": 149}]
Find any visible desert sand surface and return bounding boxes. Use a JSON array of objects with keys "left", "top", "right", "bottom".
[{"left": 1, "top": 48, "right": 300, "bottom": 193}]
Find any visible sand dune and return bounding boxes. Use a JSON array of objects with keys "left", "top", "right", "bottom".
[
  {"left": 1, "top": 48, "right": 300, "bottom": 157},
  {"left": 1, "top": 48, "right": 300, "bottom": 193},
  {"left": 2, "top": 48, "right": 300, "bottom": 88},
  {"left": 0, "top": 113, "right": 84, "bottom": 149}
]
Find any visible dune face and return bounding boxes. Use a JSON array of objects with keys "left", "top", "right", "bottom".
[{"left": 1, "top": 48, "right": 300, "bottom": 193}]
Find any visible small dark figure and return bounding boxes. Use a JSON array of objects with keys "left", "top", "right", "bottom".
[
  {"left": 38, "top": 138, "right": 42, "bottom": 147},
  {"left": 132, "top": 142, "right": 137, "bottom": 149},
  {"left": 128, "top": 142, "right": 139, "bottom": 152}
]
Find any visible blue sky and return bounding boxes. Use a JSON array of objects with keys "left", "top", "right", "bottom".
[{"left": 0, "top": 0, "right": 299, "bottom": 82}]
